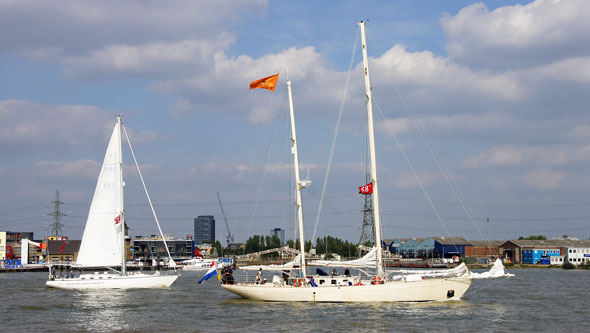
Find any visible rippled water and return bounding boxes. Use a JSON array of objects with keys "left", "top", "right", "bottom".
[{"left": 0, "top": 268, "right": 587, "bottom": 332}]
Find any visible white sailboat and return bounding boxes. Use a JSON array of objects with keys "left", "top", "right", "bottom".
[
  {"left": 220, "top": 21, "right": 475, "bottom": 302},
  {"left": 46, "top": 116, "right": 179, "bottom": 290},
  {"left": 181, "top": 257, "right": 233, "bottom": 271}
]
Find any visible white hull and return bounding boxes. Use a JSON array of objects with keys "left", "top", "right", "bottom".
[
  {"left": 181, "top": 258, "right": 233, "bottom": 271},
  {"left": 221, "top": 276, "right": 471, "bottom": 302},
  {"left": 46, "top": 272, "right": 179, "bottom": 290}
]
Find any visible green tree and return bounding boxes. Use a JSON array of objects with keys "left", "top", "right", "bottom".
[
  {"left": 245, "top": 235, "right": 262, "bottom": 253},
  {"left": 518, "top": 235, "right": 547, "bottom": 240},
  {"left": 202, "top": 240, "right": 223, "bottom": 257}
]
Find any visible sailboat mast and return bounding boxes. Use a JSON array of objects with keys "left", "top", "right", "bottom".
[
  {"left": 287, "top": 80, "right": 307, "bottom": 278},
  {"left": 117, "top": 115, "right": 127, "bottom": 276},
  {"left": 359, "top": 21, "right": 384, "bottom": 275}
]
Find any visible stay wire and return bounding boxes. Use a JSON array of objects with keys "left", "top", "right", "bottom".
[
  {"left": 390, "top": 81, "right": 488, "bottom": 243},
  {"left": 312, "top": 24, "right": 359, "bottom": 245}
]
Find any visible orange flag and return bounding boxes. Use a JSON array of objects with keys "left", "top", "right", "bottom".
[{"left": 249, "top": 73, "right": 279, "bottom": 91}]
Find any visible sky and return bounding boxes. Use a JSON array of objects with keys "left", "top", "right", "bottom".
[{"left": 2, "top": 0, "right": 590, "bottom": 245}]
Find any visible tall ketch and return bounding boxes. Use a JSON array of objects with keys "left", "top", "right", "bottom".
[{"left": 220, "top": 22, "right": 476, "bottom": 302}]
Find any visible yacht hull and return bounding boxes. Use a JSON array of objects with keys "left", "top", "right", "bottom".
[
  {"left": 220, "top": 276, "right": 471, "bottom": 302},
  {"left": 46, "top": 272, "right": 179, "bottom": 290}
]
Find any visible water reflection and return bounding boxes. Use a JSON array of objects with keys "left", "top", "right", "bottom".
[
  {"left": 69, "top": 290, "right": 132, "bottom": 331},
  {"left": 3, "top": 269, "right": 590, "bottom": 332}
]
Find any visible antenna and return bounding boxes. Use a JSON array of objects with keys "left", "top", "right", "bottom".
[{"left": 48, "top": 190, "right": 66, "bottom": 237}]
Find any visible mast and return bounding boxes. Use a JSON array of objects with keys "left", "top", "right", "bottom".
[
  {"left": 287, "top": 80, "right": 307, "bottom": 278},
  {"left": 117, "top": 115, "right": 126, "bottom": 276},
  {"left": 359, "top": 21, "right": 384, "bottom": 275}
]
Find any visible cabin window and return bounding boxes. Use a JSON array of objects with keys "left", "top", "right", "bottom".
[{"left": 331, "top": 280, "right": 337, "bottom": 285}]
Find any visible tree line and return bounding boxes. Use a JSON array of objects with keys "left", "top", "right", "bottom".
[{"left": 220, "top": 234, "right": 369, "bottom": 258}]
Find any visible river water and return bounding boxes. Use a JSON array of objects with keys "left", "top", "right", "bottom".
[{"left": 0, "top": 268, "right": 587, "bottom": 332}]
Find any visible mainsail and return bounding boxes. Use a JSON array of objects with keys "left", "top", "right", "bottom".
[
  {"left": 75, "top": 120, "right": 124, "bottom": 267},
  {"left": 309, "top": 247, "right": 377, "bottom": 268}
]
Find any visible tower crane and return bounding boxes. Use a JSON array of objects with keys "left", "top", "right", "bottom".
[{"left": 216, "top": 192, "right": 234, "bottom": 247}]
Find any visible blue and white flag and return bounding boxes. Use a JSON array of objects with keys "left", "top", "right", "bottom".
[{"left": 198, "top": 261, "right": 218, "bottom": 284}]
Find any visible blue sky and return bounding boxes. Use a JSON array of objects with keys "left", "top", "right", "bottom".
[{"left": 2, "top": 0, "right": 590, "bottom": 244}]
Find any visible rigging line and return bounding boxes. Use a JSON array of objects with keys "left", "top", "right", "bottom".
[
  {"left": 236, "top": 96, "right": 274, "bottom": 243},
  {"left": 312, "top": 25, "right": 360, "bottom": 245},
  {"left": 123, "top": 124, "right": 176, "bottom": 268},
  {"left": 239, "top": 83, "right": 288, "bottom": 243},
  {"left": 373, "top": 99, "right": 455, "bottom": 242},
  {"left": 381, "top": 210, "right": 590, "bottom": 222},
  {"left": 58, "top": 195, "right": 590, "bottom": 208},
  {"left": 463, "top": 277, "right": 510, "bottom": 297},
  {"left": 0, "top": 204, "right": 47, "bottom": 216},
  {"left": 245, "top": 103, "right": 282, "bottom": 242},
  {"left": 389, "top": 82, "right": 487, "bottom": 241}
]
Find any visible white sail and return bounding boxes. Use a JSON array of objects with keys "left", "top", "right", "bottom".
[
  {"left": 75, "top": 120, "right": 124, "bottom": 267},
  {"left": 47, "top": 116, "right": 180, "bottom": 289},
  {"left": 309, "top": 247, "right": 377, "bottom": 268},
  {"left": 241, "top": 255, "right": 301, "bottom": 271},
  {"left": 470, "top": 259, "right": 515, "bottom": 279}
]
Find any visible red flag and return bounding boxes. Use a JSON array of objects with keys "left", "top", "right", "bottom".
[
  {"left": 249, "top": 73, "right": 279, "bottom": 91},
  {"left": 359, "top": 182, "right": 373, "bottom": 194},
  {"left": 114, "top": 214, "right": 121, "bottom": 224},
  {"left": 194, "top": 247, "right": 203, "bottom": 258}
]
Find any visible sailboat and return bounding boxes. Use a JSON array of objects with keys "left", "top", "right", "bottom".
[
  {"left": 46, "top": 116, "right": 180, "bottom": 290},
  {"left": 220, "top": 21, "right": 476, "bottom": 302}
]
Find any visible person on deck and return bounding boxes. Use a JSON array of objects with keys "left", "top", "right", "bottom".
[
  {"left": 256, "top": 268, "right": 263, "bottom": 284},
  {"left": 332, "top": 268, "right": 339, "bottom": 276},
  {"left": 344, "top": 267, "right": 350, "bottom": 276},
  {"left": 226, "top": 266, "right": 234, "bottom": 285}
]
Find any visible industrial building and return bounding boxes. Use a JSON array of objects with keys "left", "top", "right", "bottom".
[
  {"left": 271, "top": 228, "right": 285, "bottom": 245},
  {"left": 131, "top": 236, "right": 193, "bottom": 264},
  {"left": 194, "top": 215, "right": 215, "bottom": 245},
  {"left": 500, "top": 239, "right": 590, "bottom": 264}
]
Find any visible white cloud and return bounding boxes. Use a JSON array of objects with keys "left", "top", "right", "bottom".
[
  {"left": 64, "top": 36, "right": 235, "bottom": 79},
  {"left": 463, "top": 144, "right": 590, "bottom": 168},
  {"left": 153, "top": 46, "right": 346, "bottom": 123},
  {"left": 441, "top": 0, "right": 590, "bottom": 69},
  {"left": 531, "top": 56, "right": 590, "bottom": 83},
  {"left": 0, "top": 0, "right": 267, "bottom": 57},
  {"left": 378, "top": 112, "right": 516, "bottom": 138},
  {"left": 393, "top": 171, "right": 442, "bottom": 189},
  {"left": 0, "top": 99, "right": 156, "bottom": 155},
  {"left": 34, "top": 159, "right": 100, "bottom": 179},
  {"left": 568, "top": 124, "right": 590, "bottom": 140},
  {"left": 521, "top": 168, "right": 565, "bottom": 190}
]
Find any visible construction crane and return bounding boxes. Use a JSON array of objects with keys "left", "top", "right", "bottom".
[{"left": 216, "top": 192, "right": 234, "bottom": 247}]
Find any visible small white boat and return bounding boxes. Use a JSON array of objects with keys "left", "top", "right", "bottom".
[
  {"left": 181, "top": 258, "right": 233, "bottom": 271},
  {"left": 46, "top": 116, "right": 179, "bottom": 290}
]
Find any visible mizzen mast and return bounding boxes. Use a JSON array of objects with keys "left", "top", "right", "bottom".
[{"left": 359, "top": 21, "right": 384, "bottom": 275}]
